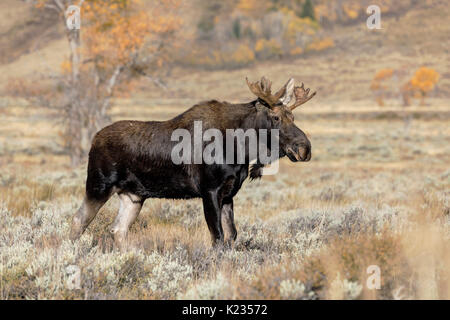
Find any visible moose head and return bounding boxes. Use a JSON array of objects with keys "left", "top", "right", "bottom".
[{"left": 246, "top": 76, "right": 316, "bottom": 162}]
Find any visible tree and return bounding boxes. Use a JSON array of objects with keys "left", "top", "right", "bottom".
[
  {"left": 33, "top": 0, "right": 182, "bottom": 165},
  {"left": 370, "top": 68, "right": 394, "bottom": 106},
  {"left": 300, "top": 0, "right": 315, "bottom": 20},
  {"left": 410, "top": 67, "right": 439, "bottom": 106}
]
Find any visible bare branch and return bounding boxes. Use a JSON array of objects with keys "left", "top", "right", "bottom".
[
  {"left": 100, "top": 66, "right": 124, "bottom": 116},
  {"left": 106, "top": 66, "right": 124, "bottom": 96},
  {"left": 146, "top": 75, "right": 168, "bottom": 90},
  {"left": 52, "top": 0, "right": 65, "bottom": 11},
  {"left": 44, "top": 3, "right": 61, "bottom": 12},
  {"left": 133, "top": 68, "right": 168, "bottom": 90}
]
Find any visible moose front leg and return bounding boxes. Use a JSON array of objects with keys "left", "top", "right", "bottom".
[
  {"left": 221, "top": 198, "right": 237, "bottom": 247},
  {"left": 202, "top": 190, "right": 224, "bottom": 246}
]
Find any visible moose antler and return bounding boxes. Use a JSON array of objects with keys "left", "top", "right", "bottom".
[
  {"left": 290, "top": 83, "right": 316, "bottom": 110},
  {"left": 246, "top": 76, "right": 280, "bottom": 106},
  {"left": 247, "top": 77, "right": 316, "bottom": 109}
]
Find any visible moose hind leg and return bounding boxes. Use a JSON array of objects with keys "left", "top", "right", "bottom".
[
  {"left": 110, "top": 193, "right": 143, "bottom": 249},
  {"left": 70, "top": 195, "right": 109, "bottom": 241},
  {"left": 221, "top": 200, "right": 237, "bottom": 247}
]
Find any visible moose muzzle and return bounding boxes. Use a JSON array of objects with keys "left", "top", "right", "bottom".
[{"left": 286, "top": 142, "right": 311, "bottom": 162}]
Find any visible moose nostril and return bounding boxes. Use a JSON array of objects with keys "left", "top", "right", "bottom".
[
  {"left": 297, "top": 143, "right": 307, "bottom": 151},
  {"left": 297, "top": 143, "right": 311, "bottom": 161}
]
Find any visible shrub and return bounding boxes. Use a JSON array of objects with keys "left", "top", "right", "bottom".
[
  {"left": 370, "top": 68, "right": 395, "bottom": 106},
  {"left": 285, "top": 11, "right": 319, "bottom": 41},
  {"left": 300, "top": 0, "right": 316, "bottom": 21},
  {"left": 289, "top": 46, "right": 304, "bottom": 56},
  {"left": 229, "top": 44, "right": 255, "bottom": 67},
  {"left": 374, "top": 66, "right": 440, "bottom": 107},
  {"left": 254, "top": 38, "right": 283, "bottom": 59},
  {"left": 179, "top": 273, "right": 233, "bottom": 300},
  {"left": 343, "top": 3, "right": 362, "bottom": 20},
  {"left": 410, "top": 67, "right": 440, "bottom": 106},
  {"left": 306, "top": 37, "right": 335, "bottom": 52},
  {"left": 279, "top": 279, "right": 316, "bottom": 299}
]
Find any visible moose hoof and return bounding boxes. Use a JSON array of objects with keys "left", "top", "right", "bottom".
[
  {"left": 110, "top": 228, "right": 128, "bottom": 251},
  {"left": 69, "top": 230, "right": 81, "bottom": 242},
  {"left": 69, "top": 223, "right": 83, "bottom": 242},
  {"left": 224, "top": 239, "right": 235, "bottom": 250}
]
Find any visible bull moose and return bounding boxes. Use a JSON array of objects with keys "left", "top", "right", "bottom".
[{"left": 70, "top": 77, "right": 316, "bottom": 248}]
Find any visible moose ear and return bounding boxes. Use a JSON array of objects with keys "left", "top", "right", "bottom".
[
  {"left": 255, "top": 105, "right": 273, "bottom": 129},
  {"left": 278, "top": 78, "right": 295, "bottom": 105}
]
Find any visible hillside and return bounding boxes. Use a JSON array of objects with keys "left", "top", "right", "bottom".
[{"left": 0, "top": 1, "right": 449, "bottom": 103}]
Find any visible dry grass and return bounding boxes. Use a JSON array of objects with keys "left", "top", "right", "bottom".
[{"left": 0, "top": 93, "right": 448, "bottom": 299}]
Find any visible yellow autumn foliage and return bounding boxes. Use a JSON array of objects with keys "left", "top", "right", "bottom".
[
  {"left": 371, "top": 69, "right": 394, "bottom": 91},
  {"left": 289, "top": 47, "right": 303, "bottom": 56},
  {"left": 306, "top": 37, "right": 335, "bottom": 52},
  {"left": 82, "top": 0, "right": 181, "bottom": 70},
  {"left": 236, "top": 0, "right": 268, "bottom": 15},
  {"left": 374, "top": 68, "right": 394, "bottom": 81},
  {"left": 314, "top": 4, "right": 328, "bottom": 21},
  {"left": 283, "top": 8, "right": 319, "bottom": 42},
  {"left": 370, "top": 68, "right": 395, "bottom": 106},
  {"left": 255, "top": 38, "right": 282, "bottom": 58},
  {"left": 37, "top": 0, "right": 182, "bottom": 74},
  {"left": 371, "top": 66, "right": 439, "bottom": 106},
  {"left": 343, "top": 3, "right": 361, "bottom": 19},
  {"left": 60, "top": 60, "right": 72, "bottom": 75},
  {"left": 230, "top": 44, "right": 255, "bottom": 65},
  {"left": 410, "top": 67, "right": 440, "bottom": 93}
]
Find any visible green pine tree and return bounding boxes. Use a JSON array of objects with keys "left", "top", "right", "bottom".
[{"left": 300, "top": 0, "right": 315, "bottom": 20}]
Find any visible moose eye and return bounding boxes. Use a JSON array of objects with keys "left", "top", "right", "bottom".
[{"left": 273, "top": 116, "right": 280, "bottom": 121}]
